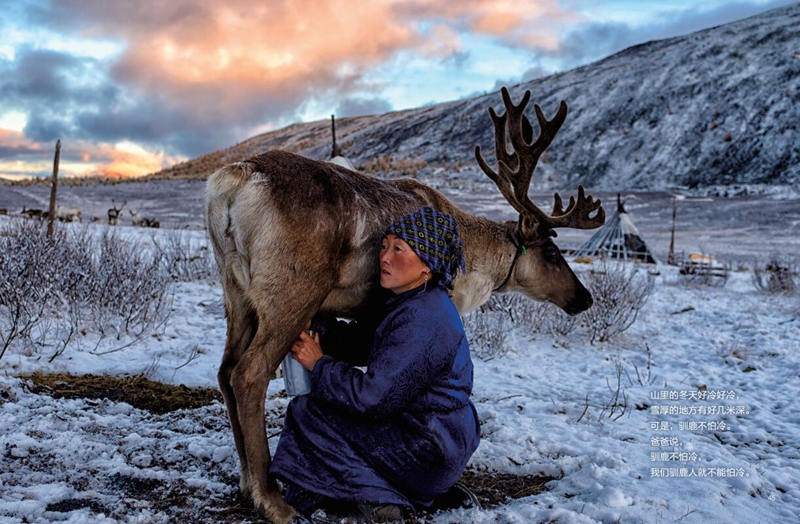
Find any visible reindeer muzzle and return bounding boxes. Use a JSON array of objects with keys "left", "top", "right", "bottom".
[{"left": 564, "top": 290, "right": 593, "bottom": 316}]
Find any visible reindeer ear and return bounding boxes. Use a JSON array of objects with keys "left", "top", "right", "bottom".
[{"left": 519, "top": 215, "right": 540, "bottom": 240}]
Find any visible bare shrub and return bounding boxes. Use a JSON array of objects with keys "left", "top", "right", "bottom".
[
  {"left": 0, "top": 219, "right": 171, "bottom": 359},
  {"left": 633, "top": 343, "right": 657, "bottom": 386},
  {"left": 88, "top": 228, "right": 172, "bottom": 345},
  {"left": 545, "top": 305, "right": 578, "bottom": 342},
  {"left": 578, "top": 360, "right": 630, "bottom": 424},
  {"left": 599, "top": 361, "right": 629, "bottom": 422},
  {"left": 479, "top": 293, "right": 552, "bottom": 334},
  {"left": 465, "top": 293, "right": 559, "bottom": 359},
  {"left": 753, "top": 255, "right": 796, "bottom": 295},
  {"left": 152, "top": 230, "right": 217, "bottom": 282},
  {"left": 581, "top": 262, "right": 655, "bottom": 344},
  {"left": 461, "top": 264, "right": 654, "bottom": 353},
  {"left": 462, "top": 309, "right": 507, "bottom": 361}
]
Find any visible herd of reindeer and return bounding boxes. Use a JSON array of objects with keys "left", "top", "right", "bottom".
[{"left": 2, "top": 200, "right": 160, "bottom": 228}]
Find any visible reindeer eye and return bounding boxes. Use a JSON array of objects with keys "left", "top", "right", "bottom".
[{"left": 544, "top": 245, "right": 559, "bottom": 261}]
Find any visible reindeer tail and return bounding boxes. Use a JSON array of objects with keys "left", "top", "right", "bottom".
[{"left": 206, "top": 163, "right": 254, "bottom": 292}]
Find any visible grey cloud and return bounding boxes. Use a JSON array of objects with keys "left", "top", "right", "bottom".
[
  {"left": 0, "top": 47, "right": 123, "bottom": 142},
  {"left": 521, "top": 66, "right": 549, "bottom": 82},
  {"left": 336, "top": 97, "right": 394, "bottom": 118},
  {"left": 490, "top": 65, "right": 550, "bottom": 93},
  {"left": 550, "top": 0, "right": 797, "bottom": 70},
  {"left": 0, "top": 145, "right": 41, "bottom": 158},
  {"left": 22, "top": 115, "right": 74, "bottom": 143},
  {"left": 444, "top": 51, "right": 471, "bottom": 69},
  {"left": 0, "top": 47, "right": 83, "bottom": 103},
  {"left": 26, "top": 0, "right": 211, "bottom": 36}
]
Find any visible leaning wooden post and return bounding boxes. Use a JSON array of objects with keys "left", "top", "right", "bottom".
[
  {"left": 667, "top": 193, "right": 677, "bottom": 265},
  {"left": 330, "top": 114, "right": 342, "bottom": 158},
  {"left": 47, "top": 139, "right": 61, "bottom": 238}
]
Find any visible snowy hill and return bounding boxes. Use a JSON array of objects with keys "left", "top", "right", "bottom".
[{"left": 150, "top": 3, "right": 799, "bottom": 190}]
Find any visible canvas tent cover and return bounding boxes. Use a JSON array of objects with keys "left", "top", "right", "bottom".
[
  {"left": 328, "top": 155, "right": 356, "bottom": 171},
  {"left": 572, "top": 197, "right": 657, "bottom": 264}
]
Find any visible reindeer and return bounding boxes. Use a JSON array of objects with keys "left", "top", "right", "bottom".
[
  {"left": 56, "top": 206, "right": 82, "bottom": 222},
  {"left": 20, "top": 207, "right": 44, "bottom": 219},
  {"left": 107, "top": 200, "right": 126, "bottom": 225},
  {"left": 129, "top": 209, "right": 143, "bottom": 227},
  {"left": 205, "top": 87, "right": 604, "bottom": 523},
  {"left": 130, "top": 209, "right": 161, "bottom": 228}
]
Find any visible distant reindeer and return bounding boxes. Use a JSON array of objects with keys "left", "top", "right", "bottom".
[
  {"left": 20, "top": 207, "right": 44, "bottom": 219},
  {"left": 129, "top": 209, "right": 143, "bottom": 227},
  {"left": 56, "top": 206, "right": 82, "bottom": 222},
  {"left": 206, "top": 87, "right": 604, "bottom": 522},
  {"left": 107, "top": 200, "right": 126, "bottom": 225},
  {"left": 130, "top": 209, "right": 160, "bottom": 228}
]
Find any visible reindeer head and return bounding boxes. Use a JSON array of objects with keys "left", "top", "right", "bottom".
[{"left": 475, "top": 87, "right": 605, "bottom": 315}]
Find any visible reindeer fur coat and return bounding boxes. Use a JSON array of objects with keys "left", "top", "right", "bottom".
[{"left": 270, "top": 284, "right": 480, "bottom": 510}]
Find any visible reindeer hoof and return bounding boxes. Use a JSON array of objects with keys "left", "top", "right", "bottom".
[{"left": 239, "top": 474, "right": 253, "bottom": 500}]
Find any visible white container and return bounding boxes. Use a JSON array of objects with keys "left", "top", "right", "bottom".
[{"left": 282, "top": 351, "right": 311, "bottom": 396}]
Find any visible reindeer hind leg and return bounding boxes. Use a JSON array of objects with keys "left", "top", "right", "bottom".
[
  {"left": 230, "top": 318, "right": 299, "bottom": 523},
  {"left": 232, "top": 279, "right": 331, "bottom": 523},
  {"left": 218, "top": 292, "right": 257, "bottom": 498}
]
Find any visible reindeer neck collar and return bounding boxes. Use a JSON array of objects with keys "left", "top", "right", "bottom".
[{"left": 492, "top": 225, "right": 551, "bottom": 293}]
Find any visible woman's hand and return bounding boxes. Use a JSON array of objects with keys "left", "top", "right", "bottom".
[{"left": 291, "top": 330, "right": 322, "bottom": 371}]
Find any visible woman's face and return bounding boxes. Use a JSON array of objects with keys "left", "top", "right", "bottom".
[{"left": 379, "top": 234, "right": 430, "bottom": 294}]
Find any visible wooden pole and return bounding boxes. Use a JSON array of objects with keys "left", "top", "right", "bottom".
[
  {"left": 47, "top": 139, "right": 61, "bottom": 238},
  {"left": 330, "top": 115, "right": 336, "bottom": 158},
  {"left": 330, "top": 114, "right": 340, "bottom": 158},
  {"left": 667, "top": 194, "right": 677, "bottom": 265}
]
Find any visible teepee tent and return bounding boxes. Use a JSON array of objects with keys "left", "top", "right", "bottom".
[{"left": 572, "top": 195, "right": 657, "bottom": 264}]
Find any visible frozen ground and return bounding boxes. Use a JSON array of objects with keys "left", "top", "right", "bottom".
[{"left": 0, "top": 186, "right": 798, "bottom": 524}]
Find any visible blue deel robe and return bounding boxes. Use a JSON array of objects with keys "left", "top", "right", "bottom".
[{"left": 270, "top": 284, "right": 481, "bottom": 511}]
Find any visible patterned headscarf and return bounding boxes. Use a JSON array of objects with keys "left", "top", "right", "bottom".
[{"left": 385, "top": 206, "right": 466, "bottom": 290}]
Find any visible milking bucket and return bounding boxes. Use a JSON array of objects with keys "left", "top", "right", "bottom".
[{"left": 282, "top": 331, "right": 313, "bottom": 396}]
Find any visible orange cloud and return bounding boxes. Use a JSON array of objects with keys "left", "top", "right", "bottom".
[
  {"left": 0, "top": 128, "right": 42, "bottom": 151},
  {"left": 86, "top": 142, "right": 183, "bottom": 178},
  {"left": 399, "top": 0, "right": 579, "bottom": 51},
  {"left": 62, "top": 1, "right": 575, "bottom": 115},
  {"left": 0, "top": 129, "right": 179, "bottom": 179},
  {"left": 111, "top": 1, "right": 420, "bottom": 91}
]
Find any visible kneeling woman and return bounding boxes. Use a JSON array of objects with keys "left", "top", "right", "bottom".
[{"left": 270, "top": 207, "right": 480, "bottom": 521}]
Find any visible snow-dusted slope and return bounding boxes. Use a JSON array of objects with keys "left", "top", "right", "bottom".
[{"left": 151, "top": 4, "right": 799, "bottom": 190}]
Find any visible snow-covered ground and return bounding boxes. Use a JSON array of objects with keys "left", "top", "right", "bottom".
[{"left": 1, "top": 218, "right": 798, "bottom": 524}]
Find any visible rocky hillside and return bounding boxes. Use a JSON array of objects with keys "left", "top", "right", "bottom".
[{"left": 149, "top": 3, "right": 799, "bottom": 190}]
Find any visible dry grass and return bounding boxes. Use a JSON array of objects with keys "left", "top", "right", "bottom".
[
  {"left": 459, "top": 468, "right": 554, "bottom": 509},
  {"left": 20, "top": 372, "right": 222, "bottom": 414}
]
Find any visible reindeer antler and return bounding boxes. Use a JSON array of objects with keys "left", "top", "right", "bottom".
[{"left": 475, "top": 87, "right": 605, "bottom": 238}]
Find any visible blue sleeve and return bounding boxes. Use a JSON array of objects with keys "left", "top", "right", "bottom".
[{"left": 310, "top": 306, "right": 455, "bottom": 418}]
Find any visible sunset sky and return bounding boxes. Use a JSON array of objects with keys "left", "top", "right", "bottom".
[{"left": 0, "top": 0, "right": 793, "bottom": 179}]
